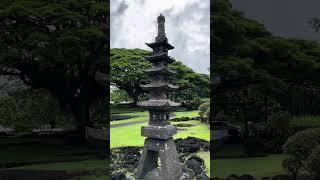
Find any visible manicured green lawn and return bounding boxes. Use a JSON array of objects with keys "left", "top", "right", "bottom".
[
  {"left": 110, "top": 110, "right": 199, "bottom": 125},
  {"left": 212, "top": 154, "right": 287, "bottom": 179},
  {"left": 110, "top": 107, "right": 207, "bottom": 148},
  {"left": 0, "top": 137, "right": 106, "bottom": 179},
  {"left": 111, "top": 111, "right": 148, "bottom": 125},
  {"left": 13, "top": 159, "right": 106, "bottom": 173},
  {"left": 0, "top": 138, "right": 102, "bottom": 165}
]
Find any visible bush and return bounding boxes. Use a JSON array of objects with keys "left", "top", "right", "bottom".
[
  {"left": 282, "top": 128, "right": 320, "bottom": 178},
  {"left": 198, "top": 102, "right": 210, "bottom": 119},
  {"left": 283, "top": 128, "right": 320, "bottom": 160},
  {"left": 282, "top": 156, "right": 302, "bottom": 179},
  {"left": 267, "top": 111, "right": 291, "bottom": 136},
  {"left": 306, "top": 145, "right": 320, "bottom": 176},
  {"left": 264, "top": 136, "right": 288, "bottom": 153},
  {"left": 185, "top": 97, "right": 203, "bottom": 110}
]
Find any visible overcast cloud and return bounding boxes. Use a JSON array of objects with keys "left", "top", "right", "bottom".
[{"left": 111, "top": 0, "right": 210, "bottom": 74}]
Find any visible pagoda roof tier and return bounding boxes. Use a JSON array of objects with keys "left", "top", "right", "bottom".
[
  {"left": 145, "top": 41, "right": 174, "bottom": 50},
  {"left": 144, "top": 66, "right": 176, "bottom": 75},
  {"left": 141, "top": 82, "right": 178, "bottom": 91},
  {"left": 138, "top": 100, "right": 180, "bottom": 111},
  {"left": 145, "top": 53, "right": 174, "bottom": 63}
]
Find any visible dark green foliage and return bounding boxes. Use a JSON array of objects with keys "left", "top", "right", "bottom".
[
  {"left": 0, "top": 0, "right": 109, "bottom": 136},
  {"left": 212, "top": 0, "right": 320, "bottom": 127},
  {"left": 0, "top": 96, "right": 17, "bottom": 126},
  {"left": 184, "top": 97, "right": 203, "bottom": 110},
  {"left": 243, "top": 137, "right": 264, "bottom": 155},
  {"left": 110, "top": 48, "right": 151, "bottom": 103},
  {"left": 282, "top": 156, "right": 302, "bottom": 179},
  {"left": 110, "top": 89, "right": 132, "bottom": 104},
  {"left": 0, "top": 89, "right": 73, "bottom": 132},
  {"left": 110, "top": 48, "right": 209, "bottom": 104},
  {"left": 267, "top": 111, "right": 291, "bottom": 136},
  {"left": 306, "top": 145, "right": 320, "bottom": 176},
  {"left": 282, "top": 128, "right": 320, "bottom": 176},
  {"left": 198, "top": 102, "right": 210, "bottom": 120}
]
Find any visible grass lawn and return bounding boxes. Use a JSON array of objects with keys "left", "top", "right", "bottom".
[
  {"left": 13, "top": 159, "right": 106, "bottom": 173},
  {"left": 0, "top": 137, "right": 107, "bottom": 179},
  {"left": 212, "top": 154, "right": 287, "bottom": 179},
  {"left": 110, "top": 110, "right": 199, "bottom": 126},
  {"left": 110, "top": 111, "right": 210, "bottom": 148},
  {"left": 0, "top": 138, "right": 101, "bottom": 165},
  {"left": 111, "top": 111, "right": 148, "bottom": 125},
  {"left": 290, "top": 115, "right": 320, "bottom": 128}
]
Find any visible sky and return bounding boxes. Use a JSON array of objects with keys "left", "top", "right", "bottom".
[
  {"left": 110, "top": 0, "right": 210, "bottom": 74},
  {"left": 230, "top": 0, "right": 320, "bottom": 41}
]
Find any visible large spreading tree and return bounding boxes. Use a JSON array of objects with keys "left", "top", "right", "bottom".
[
  {"left": 0, "top": 0, "right": 109, "bottom": 137},
  {"left": 110, "top": 48, "right": 209, "bottom": 104},
  {"left": 212, "top": 0, "right": 320, "bottom": 123}
]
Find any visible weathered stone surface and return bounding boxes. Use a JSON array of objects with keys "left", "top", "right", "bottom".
[
  {"left": 145, "top": 41, "right": 174, "bottom": 50},
  {"left": 145, "top": 53, "right": 174, "bottom": 63},
  {"left": 144, "top": 66, "right": 176, "bottom": 75},
  {"left": 138, "top": 100, "right": 180, "bottom": 111},
  {"left": 136, "top": 138, "right": 182, "bottom": 180},
  {"left": 175, "top": 137, "right": 210, "bottom": 153},
  {"left": 140, "top": 82, "right": 178, "bottom": 91},
  {"left": 141, "top": 125, "right": 177, "bottom": 139}
]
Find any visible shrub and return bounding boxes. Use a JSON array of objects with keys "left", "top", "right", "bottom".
[
  {"left": 283, "top": 128, "right": 320, "bottom": 160},
  {"left": 185, "top": 97, "right": 203, "bottom": 110},
  {"left": 205, "top": 107, "right": 210, "bottom": 120},
  {"left": 267, "top": 111, "right": 291, "bottom": 136},
  {"left": 282, "top": 156, "right": 302, "bottom": 180},
  {"left": 264, "top": 136, "right": 288, "bottom": 153},
  {"left": 306, "top": 145, "right": 320, "bottom": 176},
  {"left": 198, "top": 102, "right": 210, "bottom": 118},
  {"left": 282, "top": 128, "right": 320, "bottom": 177}
]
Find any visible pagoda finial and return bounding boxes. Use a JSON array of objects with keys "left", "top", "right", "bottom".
[{"left": 156, "top": 13, "right": 167, "bottom": 42}]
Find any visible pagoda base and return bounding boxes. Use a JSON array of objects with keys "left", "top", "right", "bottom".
[
  {"left": 141, "top": 125, "right": 177, "bottom": 140},
  {"left": 135, "top": 137, "right": 182, "bottom": 180}
]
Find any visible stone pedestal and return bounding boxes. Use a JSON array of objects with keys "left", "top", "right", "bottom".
[{"left": 136, "top": 138, "right": 182, "bottom": 180}]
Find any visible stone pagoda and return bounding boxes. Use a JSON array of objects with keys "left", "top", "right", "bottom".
[{"left": 135, "top": 13, "right": 182, "bottom": 180}]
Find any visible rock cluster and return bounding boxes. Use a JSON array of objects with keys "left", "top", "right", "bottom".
[{"left": 110, "top": 138, "right": 210, "bottom": 180}]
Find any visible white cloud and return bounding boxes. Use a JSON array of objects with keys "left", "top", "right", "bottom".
[{"left": 111, "top": 0, "right": 210, "bottom": 74}]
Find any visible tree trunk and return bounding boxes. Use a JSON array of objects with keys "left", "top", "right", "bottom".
[
  {"left": 132, "top": 93, "right": 139, "bottom": 105},
  {"left": 264, "top": 95, "right": 268, "bottom": 124},
  {"left": 71, "top": 100, "right": 90, "bottom": 140}
]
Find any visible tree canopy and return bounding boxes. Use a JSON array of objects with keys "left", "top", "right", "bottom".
[
  {"left": 212, "top": 0, "right": 320, "bottom": 122},
  {"left": 0, "top": 0, "right": 109, "bottom": 137},
  {"left": 110, "top": 48, "right": 209, "bottom": 104}
]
